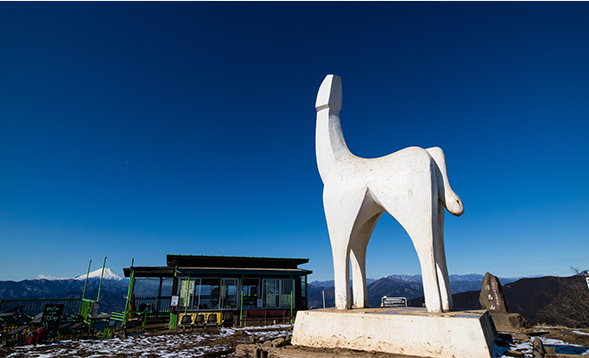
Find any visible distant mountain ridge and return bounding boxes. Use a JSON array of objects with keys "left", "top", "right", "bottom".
[
  {"left": 309, "top": 273, "right": 523, "bottom": 289},
  {"left": 308, "top": 273, "right": 529, "bottom": 308},
  {"left": 309, "top": 278, "right": 377, "bottom": 287},
  {"left": 0, "top": 278, "right": 128, "bottom": 313},
  {"left": 0, "top": 272, "right": 565, "bottom": 321}
]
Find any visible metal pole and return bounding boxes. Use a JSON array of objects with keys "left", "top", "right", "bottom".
[
  {"left": 82, "top": 260, "right": 92, "bottom": 300},
  {"left": 197, "top": 279, "right": 202, "bottom": 310},
  {"left": 322, "top": 291, "right": 325, "bottom": 309},
  {"left": 156, "top": 277, "right": 163, "bottom": 315},
  {"left": 240, "top": 274, "right": 244, "bottom": 327},
  {"left": 123, "top": 258, "right": 135, "bottom": 326},
  {"left": 304, "top": 274, "right": 308, "bottom": 309},
  {"left": 290, "top": 275, "right": 294, "bottom": 316},
  {"left": 184, "top": 274, "right": 190, "bottom": 317},
  {"left": 96, "top": 257, "right": 107, "bottom": 302}
]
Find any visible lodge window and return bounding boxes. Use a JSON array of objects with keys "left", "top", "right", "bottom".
[
  {"left": 132, "top": 277, "right": 175, "bottom": 313},
  {"left": 262, "top": 278, "right": 294, "bottom": 308},
  {"left": 241, "top": 279, "right": 260, "bottom": 309},
  {"left": 135, "top": 277, "right": 161, "bottom": 297},
  {"left": 178, "top": 278, "right": 238, "bottom": 310},
  {"left": 300, "top": 275, "right": 307, "bottom": 307},
  {"left": 177, "top": 277, "right": 296, "bottom": 310},
  {"left": 220, "top": 279, "right": 238, "bottom": 309},
  {"left": 197, "top": 278, "right": 219, "bottom": 309}
]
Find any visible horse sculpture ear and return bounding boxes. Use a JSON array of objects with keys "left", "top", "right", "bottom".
[{"left": 316, "top": 75, "right": 342, "bottom": 112}]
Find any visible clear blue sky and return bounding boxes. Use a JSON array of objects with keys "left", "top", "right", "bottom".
[{"left": 1, "top": 2, "right": 587, "bottom": 282}]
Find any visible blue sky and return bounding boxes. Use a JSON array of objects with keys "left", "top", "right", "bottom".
[{"left": 1, "top": 2, "right": 587, "bottom": 282}]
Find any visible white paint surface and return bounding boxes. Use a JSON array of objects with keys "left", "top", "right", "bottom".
[{"left": 315, "top": 74, "right": 464, "bottom": 313}]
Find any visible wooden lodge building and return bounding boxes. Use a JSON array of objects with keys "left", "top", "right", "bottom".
[{"left": 123, "top": 254, "right": 312, "bottom": 327}]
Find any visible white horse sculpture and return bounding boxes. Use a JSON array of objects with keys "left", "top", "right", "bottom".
[{"left": 316, "top": 75, "right": 464, "bottom": 313}]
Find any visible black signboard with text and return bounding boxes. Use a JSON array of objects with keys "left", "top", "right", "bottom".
[{"left": 42, "top": 304, "right": 64, "bottom": 336}]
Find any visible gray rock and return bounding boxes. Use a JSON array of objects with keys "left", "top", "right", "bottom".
[
  {"left": 272, "top": 337, "right": 287, "bottom": 347},
  {"left": 490, "top": 312, "right": 529, "bottom": 331},
  {"left": 480, "top": 272, "right": 509, "bottom": 313},
  {"left": 533, "top": 337, "right": 546, "bottom": 358}
]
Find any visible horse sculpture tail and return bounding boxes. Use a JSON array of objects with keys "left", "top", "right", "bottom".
[{"left": 426, "top": 147, "right": 465, "bottom": 217}]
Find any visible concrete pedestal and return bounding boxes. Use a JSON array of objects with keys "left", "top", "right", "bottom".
[{"left": 292, "top": 308, "right": 497, "bottom": 358}]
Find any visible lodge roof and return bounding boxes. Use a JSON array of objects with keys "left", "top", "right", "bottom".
[
  {"left": 166, "top": 254, "right": 309, "bottom": 270},
  {"left": 123, "top": 255, "right": 312, "bottom": 278},
  {"left": 123, "top": 266, "right": 176, "bottom": 278}
]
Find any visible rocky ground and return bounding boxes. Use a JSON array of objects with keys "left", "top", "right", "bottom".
[
  {"left": 494, "top": 326, "right": 589, "bottom": 358},
  {"left": 0, "top": 324, "right": 292, "bottom": 358},
  {"left": 1, "top": 324, "right": 589, "bottom": 358}
]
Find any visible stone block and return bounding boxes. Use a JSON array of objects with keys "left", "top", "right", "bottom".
[
  {"left": 292, "top": 308, "right": 497, "bottom": 358},
  {"left": 490, "top": 312, "right": 529, "bottom": 331}
]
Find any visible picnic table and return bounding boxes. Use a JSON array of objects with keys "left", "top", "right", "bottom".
[{"left": 0, "top": 306, "right": 25, "bottom": 322}]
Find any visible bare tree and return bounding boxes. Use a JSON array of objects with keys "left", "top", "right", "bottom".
[{"left": 537, "top": 276, "right": 589, "bottom": 328}]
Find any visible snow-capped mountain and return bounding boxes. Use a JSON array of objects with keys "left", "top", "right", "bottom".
[{"left": 75, "top": 268, "right": 123, "bottom": 281}]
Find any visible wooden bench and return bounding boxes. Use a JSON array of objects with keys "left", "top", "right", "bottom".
[
  {"left": 243, "top": 309, "right": 291, "bottom": 326},
  {"left": 268, "top": 309, "right": 290, "bottom": 322},
  {"left": 243, "top": 310, "right": 266, "bottom": 326}
]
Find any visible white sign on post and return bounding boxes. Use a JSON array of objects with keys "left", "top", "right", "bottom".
[{"left": 381, "top": 296, "right": 408, "bottom": 308}]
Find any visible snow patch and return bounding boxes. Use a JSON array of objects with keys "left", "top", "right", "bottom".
[
  {"left": 75, "top": 268, "right": 123, "bottom": 281},
  {"left": 495, "top": 336, "right": 589, "bottom": 358},
  {"left": 37, "top": 274, "right": 73, "bottom": 280}
]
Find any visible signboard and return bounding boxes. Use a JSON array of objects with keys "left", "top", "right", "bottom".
[
  {"left": 585, "top": 273, "right": 589, "bottom": 292},
  {"left": 42, "top": 303, "right": 64, "bottom": 337},
  {"left": 381, "top": 296, "right": 407, "bottom": 308},
  {"left": 171, "top": 296, "right": 179, "bottom": 307}
]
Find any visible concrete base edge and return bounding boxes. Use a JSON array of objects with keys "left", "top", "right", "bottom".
[{"left": 291, "top": 308, "right": 498, "bottom": 358}]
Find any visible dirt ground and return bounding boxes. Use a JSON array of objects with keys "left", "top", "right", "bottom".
[
  {"left": 1, "top": 324, "right": 589, "bottom": 358},
  {"left": 0, "top": 325, "right": 291, "bottom": 358},
  {"left": 534, "top": 327, "right": 589, "bottom": 347},
  {"left": 232, "top": 326, "right": 589, "bottom": 358}
]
